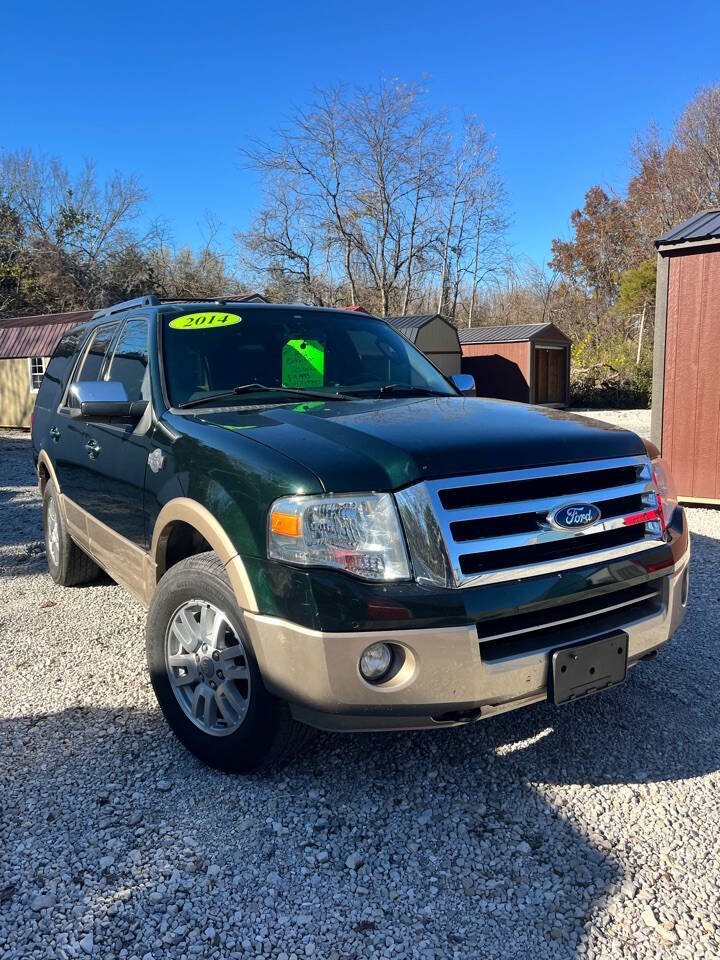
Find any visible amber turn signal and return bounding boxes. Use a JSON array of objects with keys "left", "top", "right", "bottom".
[{"left": 271, "top": 511, "right": 301, "bottom": 537}]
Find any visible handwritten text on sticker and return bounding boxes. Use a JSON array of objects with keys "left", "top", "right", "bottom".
[{"left": 282, "top": 339, "right": 325, "bottom": 388}]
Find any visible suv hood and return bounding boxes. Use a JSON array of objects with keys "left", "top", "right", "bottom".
[{"left": 194, "top": 397, "right": 646, "bottom": 492}]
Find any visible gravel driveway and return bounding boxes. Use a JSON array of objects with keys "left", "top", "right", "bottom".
[
  {"left": 571, "top": 409, "right": 652, "bottom": 440},
  {"left": 1, "top": 428, "right": 718, "bottom": 959}
]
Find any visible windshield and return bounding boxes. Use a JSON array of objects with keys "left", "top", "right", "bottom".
[{"left": 161, "top": 307, "right": 457, "bottom": 408}]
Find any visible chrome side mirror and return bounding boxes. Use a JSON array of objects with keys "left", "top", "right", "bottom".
[
  {"left": 450, "top": 373, "right": 476, "bottom": 397},
  {"left": 68, "top": 380, "right": 145, "bottom": 420}
]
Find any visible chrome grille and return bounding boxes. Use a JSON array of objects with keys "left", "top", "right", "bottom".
[{"left": 396, "top": 456, "right": 666, "bottom": 588}]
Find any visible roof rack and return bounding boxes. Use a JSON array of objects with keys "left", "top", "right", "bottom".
[
  {"left": 157, "top": 294, "right": 269, "bottom": 305},
  {"left": 158, "top": 298, "right": 231, "bottom": 305},
  {"left": 93, "top": 295, "right": 160, "bottom": 319}
]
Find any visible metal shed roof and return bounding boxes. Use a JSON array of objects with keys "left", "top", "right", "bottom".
[
  {"left": 386, "top": 315, "right": 448, "bottom": 344},
  {"left": 386, "top": 315, "right": 436, "bottom": 341},
  {"left": 0, "top": 310, "right": 93, "bottom": 360},
  {"left": 0, "top": 294, "right": 268, "bottom": 361},
  {"left": 458, "top": 322, "right": 570, "bottom": 345},
  {"left": 656, "top": 209, "right": 720, "bottom": 248}
]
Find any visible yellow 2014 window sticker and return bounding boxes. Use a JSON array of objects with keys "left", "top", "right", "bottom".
[
  {"left": 168, "top": 312, "right": 242, "bottom": 330},
  {"left": 282, "top": 339, "right": 325, "bottom": 388}
]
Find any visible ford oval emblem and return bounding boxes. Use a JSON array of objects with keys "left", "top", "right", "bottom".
[{"left": 547, "top": 502, "right": 601, "bottom": 531}]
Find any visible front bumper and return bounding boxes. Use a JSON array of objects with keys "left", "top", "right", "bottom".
[{"left": 245, "top": 543, "right": 691, "bottom": 732}]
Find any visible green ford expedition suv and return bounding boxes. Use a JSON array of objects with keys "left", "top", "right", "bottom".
[{"left": 32, "top": 296, "right": 690, "bottom": 772}]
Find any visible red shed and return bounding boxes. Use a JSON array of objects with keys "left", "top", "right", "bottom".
[
  {"left": 459, "top": 322, "right": 571, "bottom": 406},
  {"left": 652, "top": 210, "right": 720, "bottom": 504}
]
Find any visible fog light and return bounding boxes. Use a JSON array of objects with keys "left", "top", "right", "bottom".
[{"left": 359, "top": 642, "right": 392, "bottom": 682}]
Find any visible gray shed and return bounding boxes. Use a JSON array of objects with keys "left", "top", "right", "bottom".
[{"left": 386, "top": 315, "right": 462, "bottom": 375}]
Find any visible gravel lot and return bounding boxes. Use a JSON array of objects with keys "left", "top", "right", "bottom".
[
  {"left": 572, "top": 409, "right": 652, "bottom": 440},
  {"left": 1, "top": 425, "right": 719, "bottom": 959}
]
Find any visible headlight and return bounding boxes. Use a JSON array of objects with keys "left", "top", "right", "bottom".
[
  {"left": 643, "top": 440, "right": 679, "bottom": 530},
  {"left": 268, "top": 493, "right": 410, "bottom": 581},
  {"left": 651, "top": 456, "right": 679, "bottom": 529}
]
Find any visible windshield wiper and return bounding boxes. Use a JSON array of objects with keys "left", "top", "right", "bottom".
[
  {"left": 346, "top": 383, "right": 451, "bottom": 398},
  {"left": 234, "top": 382, "right": 354, "bottom": 401},
  {"left": 176, "top": 382, "right": 353, "bottom": 409}
]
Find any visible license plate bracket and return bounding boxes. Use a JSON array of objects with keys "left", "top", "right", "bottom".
[{"left": 551, "top": 632, "right": 628, "bottom": 706}]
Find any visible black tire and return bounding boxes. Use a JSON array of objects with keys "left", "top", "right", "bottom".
[
  {"left": 146, "top": 551, "right": 310, "bottom": 773},
  {"left": 43, "top": 479, "right": 100, "bottom": 587}
]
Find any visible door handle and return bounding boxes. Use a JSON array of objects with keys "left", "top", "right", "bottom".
[
  {"left": 50, "top": 426, "right": 61, "bottom": 442},
  {"left": 85, "top": 438, "right": 101, "bottom": 460}
]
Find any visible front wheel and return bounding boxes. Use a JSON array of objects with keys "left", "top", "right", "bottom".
[{"left": 146, "top": 552, "right": 309, "bottom": 773}]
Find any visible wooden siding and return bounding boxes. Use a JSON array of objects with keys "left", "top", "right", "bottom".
[
  {"left": 662, "top": 250, "right": 720, "bottom": 500},
  {"left": 460, "top": 342, "right": 530, "bottom": 402},
  {"left": 0, "top": 357, "right": 46, "bottom": 427}
]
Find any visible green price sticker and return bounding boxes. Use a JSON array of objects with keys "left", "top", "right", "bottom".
[
  {"left": 282, "top": 339, "right": 325, "bottom": 388},
  {"left": 169, "top": 312, "right": 242, "bottom": 331}
]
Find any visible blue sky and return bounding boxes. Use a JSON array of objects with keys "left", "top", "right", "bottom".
[{"left": 2, "top": 1, "right": 719, "bottom": 269}]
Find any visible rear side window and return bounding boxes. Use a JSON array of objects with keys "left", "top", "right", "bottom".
[
  {"left": 76, "top": 323, "right": 119, "bottom": 382},
  {"left": 64, "top": 322, "right": 119, "bottom": 408},
  {"left": 106, "top": 319, "right": 149, "bottom": 401},
  {"left": 34, "top": 328, "right": 86, "bottom": 409}
]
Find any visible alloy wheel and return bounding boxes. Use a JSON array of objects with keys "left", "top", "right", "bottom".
[
  {"left": 165, "top": 600, "right": 251, "bottom": 736},
  {"left": 46, "top": 499, "right": 60, "bottom": 566}
]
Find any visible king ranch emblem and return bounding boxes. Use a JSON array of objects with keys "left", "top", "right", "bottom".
[{"left": 148, "top": 449, "right": 166, "bottom": 473}]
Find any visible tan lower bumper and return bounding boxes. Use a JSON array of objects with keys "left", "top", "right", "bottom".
[{"left": 244, "top": 551, "right": 690, "bottom": 732}]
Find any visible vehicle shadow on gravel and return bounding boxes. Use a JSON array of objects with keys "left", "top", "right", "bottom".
[
  {"left": 0, "top": 433, "right": 36, "bottom": 482},
  {"left": 0, "top": 703, "right": 623, "bottom": 957},
  {"left": 3, "top": 551, "right": 717, "bottom": 960},
  {"left": 0, "top": 462, "right": 115, "bottom": 585},
  {"left": 0, "top": 463, "right": 46, "bottom": 576},
  {"left": 2, "top": 429, "right": 716, "bottom": 955}
]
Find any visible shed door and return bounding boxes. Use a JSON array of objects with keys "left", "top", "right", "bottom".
[{"left": 534, "top": 347, "right": 565, "bottom": 404}]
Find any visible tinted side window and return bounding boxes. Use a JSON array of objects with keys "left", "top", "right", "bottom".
[
  {"left": 35, "top": 328, "right": 87, "bottom": 410},
  {"left": 64, "top": 323, "right": 119, "bottom": 408},
  {"left": 106, "top": 319, "right": 149, "bottom": 401},
  {"left": 77, "top": 323, "right": 119, "bottom": 382}
]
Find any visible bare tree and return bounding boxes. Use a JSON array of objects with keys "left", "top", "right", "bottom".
[
  {"left": 400, "top": 116, "right": 443, "bottom": 314},
  {"left": 344, "top": 83, "right": 440, "bottom": 316},
  {"left": 436, "top": 119, "right": 507, "bottom": 320},
  {"left": 628, "top": 86, "right": 720, "bottom": 256},
  {"left": 238, "top": 81, "right": 508, "bottom": 316},
  {"left": 148, "top": 216, "right": 239, "bottom": 301},
  {"left": 0, "top": 149, "right": 146, "bottom": 310},
  {"left": 525, "top": 260, "right": 559, "bottom": 323},
  {"left": 238, "top": 173, "right": 336, "bottom": 305}
]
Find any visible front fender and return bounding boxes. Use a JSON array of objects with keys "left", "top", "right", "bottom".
[
  {"left": 149, "top": 414, "right": 323, "bottom": 609},
  {"left": 151, "top": 498, "right": 259, "bottom": 612}
]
